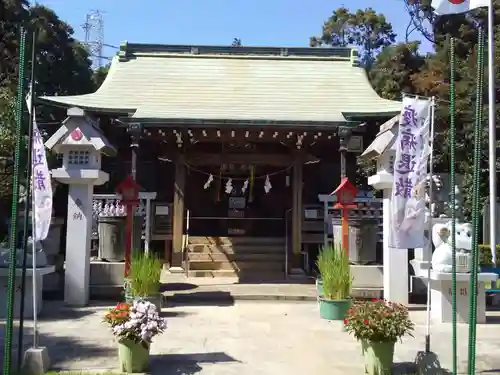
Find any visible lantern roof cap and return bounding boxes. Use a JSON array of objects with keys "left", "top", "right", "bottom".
[
  {"left": 330, "top": 177, "right": 358, "bottom": 196},
  {"left": 116, "top": 175, "right": 141, "bottom": 194}
]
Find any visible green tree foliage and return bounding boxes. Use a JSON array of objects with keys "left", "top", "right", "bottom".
[
  {"left": 93, "top": 64, "right": 110, "bottom": 89},
  {"left": 313, "top": 4, "right": 498, "bottom": 218},
  {"left": 0, "top": 2, "right": 96, "bottom": 201},
  {"left": 369, "top": 41, "right": 425, "bottom": 100},
  {"left": 29, "top": 5, "right": 94, "bottom": 96},
  {"left": 0, "top": 89, "right": 17, "bottom": 198},
  {"left": 310, "top": 7, "right": 396, "bottom": 68},
  {"left": 0, "top": 0, "right": 29, "bottom": 90},
  {"left": 410, "top": 3, "right": 500, "bottom": 218}
]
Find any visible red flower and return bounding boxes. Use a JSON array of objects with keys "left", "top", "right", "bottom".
[
  {"left": 344, "top": 318, "right": 348, "bottom": 325},
  {"left": 116, "top": 302, "right": 130, "bottom": 310},
  {"left": 372, "top": 298, "right": 379, "bottom": 302},
  {"left": 364, "top": 319, "right": 369, "bottom": 325}
]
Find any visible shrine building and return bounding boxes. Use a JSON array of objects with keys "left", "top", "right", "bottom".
[{"left": 40, "top": 43, "right": 401, "bottom": 281}]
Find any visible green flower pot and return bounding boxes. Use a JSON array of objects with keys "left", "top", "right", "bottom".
[
  {"left": 361, "top": 340, "right": 395, "bottom": 375},
  {"left": 318, "top": 298, "right": 351, "bottom": 320},
  {"left": 118, "top": 339, "right": 150, "bottom": 373}
]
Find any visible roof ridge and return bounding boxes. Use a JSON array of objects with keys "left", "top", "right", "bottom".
[{"left": 118, "top": 41, "right": 359, "bottom": 63}]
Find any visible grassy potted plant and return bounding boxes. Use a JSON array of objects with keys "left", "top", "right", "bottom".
[
  {"left": 128, "top": 252, "right": 163, "bottom": 312},
  {"left": 479, "top": 244, "right": 500, "bottom": 293},
  {"left": 344, "top": 299, "right": 414, "bottom": 375},
  {"left": 479, "top": 244, "right": 500, "bottom": 270},
  {"left": 316, "top": 244, "right": 352, "bottom": 320},
  {"left": 315, "top": 272, "right": 324, "bottom": 300},
  {"left": 104, "top": 300, "right": 166, "bottom": 373}
]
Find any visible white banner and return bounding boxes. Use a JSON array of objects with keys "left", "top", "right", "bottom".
[
  {"left": 27, "top": 94, "right": 53, "bottom": 241},
  {"left": 389, "top": 96, "right": 431, "bottom": 249}
]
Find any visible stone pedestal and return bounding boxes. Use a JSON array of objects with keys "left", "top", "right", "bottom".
[
  {"left": 64, "top": 184, "right": 93, "bottom": 306},
  {"left": 382, "top": 189, "right": 408, "bottom": 304},
  {"left": 89, "top": 261, "right": 125, "bottom": 299},
  {"left": 0, "top": 266, "right": 55, "bottom": 319},
  {"left": 424, "top": 271, "right": 498, "bottom": 324}
]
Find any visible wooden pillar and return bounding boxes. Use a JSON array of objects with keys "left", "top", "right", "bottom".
[
  {"left": 291, "top": 156, "right": 303, "bottom": 270},
  {"left": 170, "top": 155, "right": 186, "bottom": 272}
]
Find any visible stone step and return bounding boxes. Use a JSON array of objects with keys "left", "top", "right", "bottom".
[
  {"left": 188, "top": 259, "right": 284, "bottom": 271},
  {"left": 186, "top": 269, "right": 285, "bottom": 280},
  {"left": 188, "top": 252, "right": 284, "bottom": 262},
  {"left": 187, "top": 244, "right": 284, "bottom": 254},
  {"left": 187, "top": 236, "right": 285, "bottom": 246}
]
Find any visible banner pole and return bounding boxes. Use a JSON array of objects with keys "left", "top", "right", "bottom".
[
  {"left": 424, "top": 96, "right": 436, "bottom": 353},
  {"left": 487, "top": 0, "right": 497, "bottom": 266}
]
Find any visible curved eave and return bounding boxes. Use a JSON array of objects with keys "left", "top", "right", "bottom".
[{"left": 36, "top": 96, "right": 135, "bottom": 117}]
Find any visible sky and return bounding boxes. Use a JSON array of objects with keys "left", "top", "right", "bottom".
[{"left": 36, "top": 0, "right": 432, "bottom": 62}]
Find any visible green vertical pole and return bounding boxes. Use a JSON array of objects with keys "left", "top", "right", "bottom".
[
  {"left": 448, "top": 35, "right": 458, "bottom": 375},
  {"left": 2, "top": 26, "right": 27, "bottom": 375},
  {"left": 17, "top": 29, "right": 38, "bottom": 372},
  {"left": 467, "top": 25, "right": 485, "bottom": 375}
]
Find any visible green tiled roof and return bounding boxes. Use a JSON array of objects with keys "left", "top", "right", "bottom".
[{"left": 39, "top": 43, "right": 402, "bottom": 125}]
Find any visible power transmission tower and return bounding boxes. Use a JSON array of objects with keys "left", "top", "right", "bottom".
[{"left": 82, "top": 10, "right": 105, "bottom": 68}]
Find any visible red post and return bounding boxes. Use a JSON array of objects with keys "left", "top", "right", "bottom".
[
  {"left": 124, "top": 205, "right": 134, "bottom": 277},
  {"left": 116, "top": 175, "right": 141, "bottom": 278},
  {"left": 341, "top": 208, "right": 350, "bottom": 257}
]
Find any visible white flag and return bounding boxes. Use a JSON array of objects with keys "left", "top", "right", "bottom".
[
  {"left": 389, "top": 96, "right": 431, "bottom": 249},
  {"left": 432, "top": 0, "right": 489, "bottom": 15},
  {"left": 26, "top": 91, "right": 53, "bottom": 241}
]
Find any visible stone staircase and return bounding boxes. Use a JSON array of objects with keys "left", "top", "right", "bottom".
[{"left": 185, "top": 236, "right": 286, "bottom": 281}]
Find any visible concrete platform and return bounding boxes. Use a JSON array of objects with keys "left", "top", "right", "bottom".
[{"left": 2, "top": 301, "right": 500, "bottom": 374}]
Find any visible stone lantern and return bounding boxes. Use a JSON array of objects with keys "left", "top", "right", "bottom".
[{"left": 45, "top": 107, "right": 116, "bottom": 306}]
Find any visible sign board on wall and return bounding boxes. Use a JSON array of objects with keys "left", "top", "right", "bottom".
[{"left": 152, "top": 202, "right": 172, "bottom": 236}]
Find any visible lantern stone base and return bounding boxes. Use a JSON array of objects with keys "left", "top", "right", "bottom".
[
  {"left": 422, "top": 271, "right": 498, "bottom": 324},
  {"left": 89, "top": 261, "right": 125, "bottom": 299}
]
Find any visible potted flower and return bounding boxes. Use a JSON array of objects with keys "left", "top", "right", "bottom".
[
  {"left": 344, "top": 299, "right": 414, "bottom": 375},
  {"left": 128, "top": 252, "right": 163, "bottom": 311},
  {"left": 104, "top": 300, "right": 166, "bottom": 373},
  {"left": 316, "top": 245, "right": 352, "bottom": 320}
]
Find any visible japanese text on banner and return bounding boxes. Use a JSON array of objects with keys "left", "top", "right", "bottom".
[
  {"left": 29, "top": 102, "right": 53, "bottom": 241},
  {"left": 389, "top": 96, "right": 431, "bottom": 249}
]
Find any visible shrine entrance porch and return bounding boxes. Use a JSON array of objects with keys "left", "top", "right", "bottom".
[
  {"left": 185, "top": 236, "right": 286, "bottom": 280},
  {"left": 180, "top": 156, "right": 293, "bottom": 280}
]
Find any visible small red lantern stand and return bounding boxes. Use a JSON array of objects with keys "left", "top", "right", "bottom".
[
  {"left": 331, "top": 177, "right": 358, "bottom": 257},
  {"left": 116, "top": 175, "right": 141, "bottom": 277}
]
